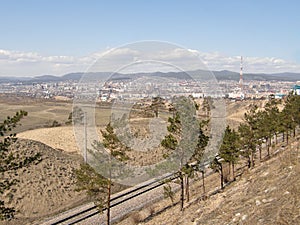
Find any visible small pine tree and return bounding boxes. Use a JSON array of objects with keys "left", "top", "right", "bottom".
[
  {"left": 160, "top": 110, "right": 185, "bottom": 210},
  {"left": 161, "top": 112, "right": 181, "bottom": 158},
  {"left": 150, "top": 97, "right": 165, "bottom": 118},
  {"left": 219, "top": 126, "right": 240, "bottom": 181},
  {"left": 192, "top": 120, "right": 209, "bottom": 195},
  {"left": 75, "top": 163, "right": 109, "bottom": 211},
  {"left": 76, "top": 122, "right": 130, "bottom": 225},
  {"left": 161, "top": 98, "right": 209, "bottom": 208},
  {"left": 162, "top": 181, "right": 175, "bottom": 205},
  {"left": 210, "top": 156, "right": 224, "bottom": 190},
  {"left": 238, "top": 104, "right": 260, "bottom": 168},
  {"left": 67, "top": 106, "right": 84, "bottom": 124},
  {"left": 281, "top": 93, "right": 300, "bottom": 144}
]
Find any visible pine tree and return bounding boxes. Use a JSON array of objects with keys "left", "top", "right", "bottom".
[
  {"left": 161, "top": 112, "right": 181, "bottom": 158},
  {"left": 161, "top": 110, "right": 185, "bottom": 210},
  {"left": 160, "top": 96, "right": 209, "bottom": 209},
  {"left": 150, "top": 97, "right": 165, "bottom": 118},
  {"left": 192, "top": 120, "right": 209, "bottom": 195},
  {"left": 281, "top": 93, "right": 300, "bottom": 144},
  {"left": 255, "top": 110, "right": 270, "bottom": 158},
  {"left": 66, "top": 106, "right": 84, "bottom": 125},
  {"left": 210, "top": 156, "right": 224, "bottom": 190},
  {"left": 100, "top": 122, "right": 130, "bottom": 225},
  {"left": 238, "top": 104, "right": 260, "bottom": 168},
  {"left": 75, "top": 163, "right": 109, "bottom": 211},
  {"left": 202, "top": 97, "right": 211, "bottom": 117},
  {"left": 260, "top": 100, "right": 281, "bottom": 156},
  {"left": 75, "top": 122, "right": 130, "bottom": 225},
  {"left": 219, "top": 126, "right": 240, "bottom": 181},
  {"left": 265, "top": 99, "right": 281, "bottom": 144}
]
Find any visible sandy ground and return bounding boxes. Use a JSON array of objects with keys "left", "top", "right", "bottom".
[
  {"left": 17, "top": 126, "right": 80, "bottom": 153},
  {"left": 225, "top": 99, "right": 268, "bottom": 129}
]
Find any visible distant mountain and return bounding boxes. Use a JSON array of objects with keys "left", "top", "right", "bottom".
[
  {"left": 213, "top": 70, "right": 240, "bottom": 80},
  {"left": 244, "top": 72, "right": 300, "bottom": 81},
  {"left": 61, "top": 72, "right": 84, "bottom": 80},
  {"left": 0, "top": 70, "right": 299, "bottom": 83},
  {"left": 214, "top": 70, "right": 300, "bottom": 81},
  {"left": 32, "top": 75, "right": 63, "bottom": 82},
  {"left": 61, "top": 72, "right": 116, "bottom": 81},
  {"left": 0, "top": 76, "right": 31, "bottom": 83}
]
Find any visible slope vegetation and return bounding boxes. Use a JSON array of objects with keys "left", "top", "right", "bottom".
[{"left": 118, "top": 136, "right": 299, "bottom": 225}]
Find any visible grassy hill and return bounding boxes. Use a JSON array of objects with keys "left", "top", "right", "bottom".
[{"left": 117, "top": 135, "right": 300, "bottom": 225}]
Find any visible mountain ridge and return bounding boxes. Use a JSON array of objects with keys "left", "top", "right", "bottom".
[{"left": 0, "top": 70, "right": 299, "bottom": 83}]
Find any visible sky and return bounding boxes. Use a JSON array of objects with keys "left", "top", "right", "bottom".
[{"left": 1, "top": 0, "right": 300, "bottom": 76}]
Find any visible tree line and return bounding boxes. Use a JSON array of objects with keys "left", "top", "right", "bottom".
[{"left": 214, "top": 93, "right": 300, "bottom": 190}]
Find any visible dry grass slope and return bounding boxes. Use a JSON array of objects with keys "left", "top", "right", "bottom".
[
  {"left": 193, "top": 141, "right": 300, "bottom": 225},
  {"left": 118, "top": 137, "right": 299, "bottom": 225},
  {"left": 0, "top": 139, "right": 86, "bottom": 225}
]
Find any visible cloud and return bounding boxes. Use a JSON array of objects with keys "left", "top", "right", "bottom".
[
  {"left": 0, "top": 47, "right": 300, "bottom": 77},
  {"left": 192, "top": 51, "right": 300, "bottom": 74},
  {"left": 0, "top": 50, "right": 86, "bottom": 76}
]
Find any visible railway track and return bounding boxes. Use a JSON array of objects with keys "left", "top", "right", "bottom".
[
  {"left": 40, "top": 158, "right": 217, "bottom": 225},
  {"left": 41, "top": 173, "right": 180, "bottom": 225},
  {"left": 35, "top": 147, "right": 253, "bottom": 225}
]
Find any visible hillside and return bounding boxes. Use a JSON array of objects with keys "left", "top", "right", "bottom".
[
  {"left": 0, "top": 139, "right": 85, "bottom": 225},
  {"left": 226, "top": 99, "right": 268, "bottom": 129},
  {"left": 192, "top": 142, "right": 300, "bottom": 225},
  {"left": 117, "top": 135, "right": 300, "bottom": 225},
  {"left": 0, "top": 137, "right": 129, "bottom": 225},
  {"left": 0, "top": 97, "right": 297, "bottom": 224}
]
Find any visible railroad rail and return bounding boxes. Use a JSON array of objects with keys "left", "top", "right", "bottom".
[{"left": 42, "top": 172, "right": 180, "bottom": 225}]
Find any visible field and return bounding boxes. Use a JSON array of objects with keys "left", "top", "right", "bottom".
[
  {"left": 0, "top": 100, "right": 71, "bottom": 133},
  {"left": 0, "top": 94, "right": 113, "bottom": 133},
  {"left": 225, "top": 99, "right": 268, "bottom": 129}
]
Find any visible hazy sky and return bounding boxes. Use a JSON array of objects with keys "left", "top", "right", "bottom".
[{"left": 1, "top": 0, "right": 300, "bottom": 76}]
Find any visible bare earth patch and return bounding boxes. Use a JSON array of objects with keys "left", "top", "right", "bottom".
[{"left": 17, "top": 126, "right": 80, "bottom": 153}]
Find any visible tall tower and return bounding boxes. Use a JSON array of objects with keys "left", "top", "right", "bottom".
[{"left": 239, "top": 56, "right": 243, "bottom": 89}]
